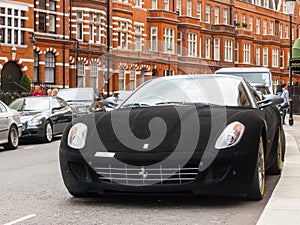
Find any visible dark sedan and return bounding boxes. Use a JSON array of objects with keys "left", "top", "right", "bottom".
[
  {"left": 9, "top": 96, "right": 73, "bottom": 142},
  {"left": 59, "top": 75, "right": 285, "bottom": 200}
]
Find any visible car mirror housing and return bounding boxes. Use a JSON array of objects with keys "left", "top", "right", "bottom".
[{"left": 257, "top": 94, "right": 283, "bottom": 109}]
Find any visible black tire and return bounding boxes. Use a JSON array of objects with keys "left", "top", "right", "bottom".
[
  {"left": 3, "top": 125, "right": 19, "bottom": 150},
  {"left": 268, "top": 128, "right": 283, "bottom": 175},
  {"left": 247, "top": 136, "right": 265, "bottom": 200},
  {"left": 44, "top": 121, "right": 53, "bottom": 143}
]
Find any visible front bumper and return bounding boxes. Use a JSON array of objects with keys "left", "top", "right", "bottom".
[
  {"left": 59, "top": 144, "right": 258, "bottom": 197},
  {"left": 21, "top": 124, "right": 45, "bottom": 139}
]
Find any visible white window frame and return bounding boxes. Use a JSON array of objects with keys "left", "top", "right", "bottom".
[
  {"left": 119, "top": 68, "right": 126, "bottom": 91},
  {"left": 223, "top": 9, "right": 228, "bottom": 25},
  {"left": 187, "top": 0, "right": 192, "bottom": 17},
  {"left": 152, "top": 0, "right": 157, "bottom": 9},
  {"left": 263, "top": 20, "right": 267, "bottom": 35},
  {"left": 176, "top": 0, "right": 182, "bottom": 15},
  {"left": 243, "top": 43, "right": 251, "bottom": 64},
  {"left": 234, "top": 42, "right": 239, "bottom": 63},
  {"left": 164, "top": 0, "right": 169, "bottom": 11},
  {"left": 214, "top": 38, "right": 220, "bottom": 61},
  {"left": 224, "top": 39, "right": 233, "bottom": 62},
  {"left": 205, "top": 38, "right": 211, "bottom": 59},
  {"left": 249, "top": 16, "right": 253, "bottom": 31},
  {"left": 263, "top": 47, "right": 268, "bottom": 67},
  {"left": 188, "top": 33, "right": 197, "bottom": 57},
  {"left": 90, "top": 62, "right": 98, "bottom": 89},
  {"left": 256, "top": 18, "right": 261, "bottom": 35},
  {"left": 151, "top": 27, "right": 158, "bottom": 51},
  {"left": 205, "top": 4, "right": 211, "bottom": 23},
  {"left": 214, "top": 7, "right": 220, "bottom": 24},
  {"left": 77, "top": 61, "right": 85, "bottom": 87},
  {"left": 135, "top": 25, "right": 142, "bottom": 51},
  {"left": 129, "top": 68, "right": 136, "bottom": 90},
  {"left": 197, "top": 2, "right": 202, "bottom": 21},
  {"left": 177, "top": 32, "right": 182, "bottom": 56},
  {"left": 256, "top": 47, "right": 261, "bottom": 66},
  {"left": 272, "top": 48, "right": 279, "bottom": 68},
  {"left": 270, "top": 21, "right": 274, "bottom": 35},
  {"left": 164, "top": 28, "right": 174, "bottom": 53}
]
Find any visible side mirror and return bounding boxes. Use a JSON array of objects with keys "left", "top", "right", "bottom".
[{"left": 257, "top": 94, "right": 283, "bottom": 109}]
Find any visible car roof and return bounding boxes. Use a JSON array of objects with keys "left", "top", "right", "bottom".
[
  {"left": 215, "top": 67, "right": 271, "bottom": 73},
  {"left": 151, "top": 74, "right": 244, "bottom": 81}
]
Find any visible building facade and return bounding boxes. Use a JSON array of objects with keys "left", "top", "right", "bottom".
[{"left": 0, "top": 0, "right": 299, "bottom": 94}]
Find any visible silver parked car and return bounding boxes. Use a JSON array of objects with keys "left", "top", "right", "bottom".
[{"left": 0, "top": 100, "right": 22, "bottom": 150}]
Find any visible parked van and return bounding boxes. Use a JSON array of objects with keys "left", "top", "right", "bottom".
[{"left": 215, "top": 67, "right": 274, "bottom": 94}]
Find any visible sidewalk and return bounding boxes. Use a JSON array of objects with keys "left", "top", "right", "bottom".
[{"left": 257, "top": 115, "right": 300, "bottom": 225}]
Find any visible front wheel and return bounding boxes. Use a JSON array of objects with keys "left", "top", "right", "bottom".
[
  {"left": 247, "top": 136, "right": 265, "bottom": 200},
  {"left": 44, "top": 121, "right": 53, "bottom": 143},
  {"left": 3, "top": 125, "right": 19, "bottom": 150}
]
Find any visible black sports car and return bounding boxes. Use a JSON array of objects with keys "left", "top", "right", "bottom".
[
  {"left": 9, "top": 96, "right": 73, "bottom": 142},
  {"left": 59, "top": 75, "right": 285, "bottom": 200}
]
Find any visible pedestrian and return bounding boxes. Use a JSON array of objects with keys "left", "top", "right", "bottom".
[
  {"left": 52, "top": 88, "right": 58, "bottom": 96},
  {"left": 279, "top": 83, "right": 290, "bottom": 124},
  {"left": 47, "top": 88, "right": 53, "bottom": 96},
  {"left": 32, "top": 85, "right": 45, "bottom": 96}
]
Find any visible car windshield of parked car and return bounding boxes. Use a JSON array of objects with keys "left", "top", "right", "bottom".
[
  {"left": 10, "top": 98, "right": 50, "bottom": 111},
  {"left": 57, "top": 89, "right": 94, "bottom": 102},
  {"left": 120, "top": 76, "right": 251, "bottom": 108}
]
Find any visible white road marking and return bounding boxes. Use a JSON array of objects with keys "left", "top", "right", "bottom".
[{"left": 4, "top": 214, "right": 36, "bottom": 225}]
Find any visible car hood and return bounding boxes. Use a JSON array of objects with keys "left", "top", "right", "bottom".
[
  {"left": 19, "top": 110, "right": 49, "bottom": 123},
  {"left": 63, "top": 105, "right": 267, "bottom": 164}
]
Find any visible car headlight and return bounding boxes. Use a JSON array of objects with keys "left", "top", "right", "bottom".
[
  {"left": 67, "top": 123, "right": 88, "bottom": 149},
  {"left": 215, "top": 122, "right": 245, "bottom": 149},
  {"left": 28, "top": 119, "right": 43, "bottom": 126}
]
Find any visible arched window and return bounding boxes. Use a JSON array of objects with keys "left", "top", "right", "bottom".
[
  {"left": 45, "top": 52, "right": 55, "bottom": 83},
  {"left": 34, "top": 51, "right": 39, "bottom": 84},
  {"left": 77, "top": 61, "right": 85, "bottom": 87},
  {"left": 130, "top": 67, "right": 136, "bottom": 90},
  {"left": 90, "top": 62, "right": 98, "bottom": 89},
  {"left": 119, "top": 68, "right": 126, "bottom": 91},
  {"left": 140, "top": 68, "right": 145, "bottom": 84}
]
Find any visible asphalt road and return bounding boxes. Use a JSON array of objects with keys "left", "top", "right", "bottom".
[{"left": 0, "top": 139, "right": 280, "bottom": 225}]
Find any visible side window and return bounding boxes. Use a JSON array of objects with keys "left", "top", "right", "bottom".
[
  {"left": 237, "top": 83, "right": 252, "bottom": 107},
  {"left": 0, "top": 102, "right": 7, "bottom": 113},
  {"left": 247, "top": 82, "right": 262, "bottom": 101},
  {"left": 57, "top": 98, "right": 67, "bottom": 108}
]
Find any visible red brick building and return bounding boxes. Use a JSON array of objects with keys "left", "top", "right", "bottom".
[{"left": 0, "top": 0, "right": 299, "bottom": 94}]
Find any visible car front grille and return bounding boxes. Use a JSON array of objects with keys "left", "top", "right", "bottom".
[{"left": 95, "top": 164, "right": 199, "bottom": 185}]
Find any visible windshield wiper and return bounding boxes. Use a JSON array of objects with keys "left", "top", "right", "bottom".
[
  {"left": 155, "top": 101, "right": 191, "bottom": 106},
  {"left": 121, "top": 103, "right": 150, "bottom": 108}
]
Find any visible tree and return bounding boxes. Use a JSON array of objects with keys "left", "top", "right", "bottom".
[{"left": 20, "top": 74, "right": 31, "bottom": 92}]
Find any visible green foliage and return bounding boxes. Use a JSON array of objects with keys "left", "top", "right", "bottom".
[
  {"left": 0, "top": 92, "right": 21, "bottom": 105},
  {"left": 20, "top": 74, "right": 31, "bottom": 92}
]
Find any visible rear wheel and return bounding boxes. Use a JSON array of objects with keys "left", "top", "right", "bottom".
[
  {"left": 44, "top": 121, "right": 53, "bottom": 143},
  {"left": 268, "top": 128, "right": 283, "bottom": 175},
  {"left": 3, "top": 125, "right": 19, "bottom": 150},
  {"left": 247, "top": 136, "right": 265, "bottom": 200}
]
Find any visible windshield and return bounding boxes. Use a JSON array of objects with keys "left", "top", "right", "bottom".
[
  {"left": 10, "top": 97, "right": 50, "bottom": 111},
  {"left": 57, "top": 89, "right": 95, "bottom": 102},
  {"left": 217, "top": 72, "right": 271, "bottom": 87},
  {"left": 120, "top": 76, "right": 251, "bottom": 108}
]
